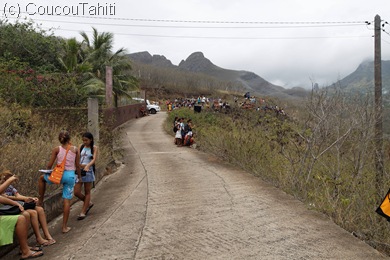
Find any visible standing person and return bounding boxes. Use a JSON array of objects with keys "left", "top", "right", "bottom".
[
  {"left": 0, "top": 175, "right": 44, "bottom": 259},
  {"left": 74, "top": 132, "right": 98, "bottom": 220},
  {"left": 173, "top": 117, "right": 178, "bottom": 130},
  {"left": 175, "top": 119, "right": 183, "bottom": 147},
  {"left": 173, "top": 116, "right": 179, "bottom": 144},
  {"left": 38, "top": 130, "right": 80, "bottom": 233},
  {"left": 180, "top": 118, "right": 186, "bottom": 144}
]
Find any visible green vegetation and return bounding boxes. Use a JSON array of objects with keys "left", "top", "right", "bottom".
[
  {"left": 80, "top": 28, "right": 138, "bottom": 106},
  {"left": 0, "top": 20, "right": 138, "bottom": 108},
  {"left": 0, "top": 102, "right": 114, "bottom": 197},
  {"left": 0, "top": 19, "right": 136, "bottom": 197},
  {"left": 166, "top": 89, "right": 390, "bottom": 252},
  {"left": 3, "top": 17, "right": 390, "bottom": 253}
]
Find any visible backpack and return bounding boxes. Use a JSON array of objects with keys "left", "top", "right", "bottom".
[
  {"left": 183, "top": 124, "right": 190, "bottom": 134},
  {"left": 173, "top": 125, "right": 178, "bottom": 133}
]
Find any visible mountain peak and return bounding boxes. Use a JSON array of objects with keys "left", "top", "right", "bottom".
[
  {"left": 128, "top": 51, "right": 174, "bottom": 68},
  {"left": 332, "top": 60, "right": 390, "bottom": 92},
  {"left": 187, "top": 51, "right": 205, "bottom": 59},
  {"left": 179, "top": 52, "right": 217, "bottom": 72},
  {"left": 127, "top": 50, "right": 289, "bottom": 97}
]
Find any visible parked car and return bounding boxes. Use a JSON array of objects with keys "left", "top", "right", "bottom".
[
  {"left": 146, "top": 100, "right": 160, "bottom": 114},
  {"left": 133, "top": 98, "right": 161, "bottom": 114}
]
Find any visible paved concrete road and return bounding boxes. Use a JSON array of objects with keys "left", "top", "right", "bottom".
[{"left": 5, "top": 112, "right": 386, "bottom": 259}]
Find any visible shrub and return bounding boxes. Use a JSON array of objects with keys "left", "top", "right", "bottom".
[
  {"left": 0, "top": 103, "right": 112, "bottom": 197},
  {"left": 166, "top": 96, "right": 390, "bottom": 251}
]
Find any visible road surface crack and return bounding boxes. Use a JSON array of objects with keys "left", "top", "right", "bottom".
[
  {"left": 129, "top": 139, "right": 150, "bottom": 260},
  {"left": 203, "top": 166, "right": 235, "bottom": 211}
]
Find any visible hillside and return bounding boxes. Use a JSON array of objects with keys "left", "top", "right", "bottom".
[
  {"left": 128, "top": 51, "right": 306, "bottom": 99},
  {"left": 332, "top": 60, "right": 390, "bottom": 93}
]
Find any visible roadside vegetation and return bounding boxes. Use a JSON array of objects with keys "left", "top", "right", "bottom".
[
  {"left": 0, "top": 19, "right": 137, "bottom": 197},
  {"left": 3, "top": 17, "right": 390, "bottom": 254},
  {"left": 166, "top": 88, "right": 390, "bottom": 254},
  {"left": 0, "top": 103, "right": 114, "bottom": 196}
]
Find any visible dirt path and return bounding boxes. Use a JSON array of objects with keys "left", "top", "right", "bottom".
[{"left": 4, "top": 112, "right": 386, "bottom": 259}]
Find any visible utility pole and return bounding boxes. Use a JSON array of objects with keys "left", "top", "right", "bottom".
[
  {"left": 374, "top": 14, "right": 383, "bottom": 195},
  {"left": 106, "top": 66, "right": 113, "bottom": 108}
]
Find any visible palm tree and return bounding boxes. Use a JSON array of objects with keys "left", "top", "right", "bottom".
[
  {"left": 80, "top": 27, "right": 138, "bottom": 106},
  {"left": 58, "top": 38, "right": 91, "bottom": 73}
]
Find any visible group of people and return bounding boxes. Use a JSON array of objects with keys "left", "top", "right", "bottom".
[
  {"left": 0, "top": 130, "right": 98, "bottom": 259},
  {"left": 166, "top": 98, "right": 197, "bottom": 111},
  {"left": 166, "top": 96, "right": 230, "bottom": 112},
  {"left": 173, "top": 117, "right": 196, "bottom": 147},
  {"left": 258, "top": 105, "right": 287, "bottom": 116},
  {"left": 239, "top": 95, "right": 287, "bottom": 116}
]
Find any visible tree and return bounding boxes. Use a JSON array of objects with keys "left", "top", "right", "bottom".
[
  {"left": 0, "top": 20, "right": 63, "bottom": 71},
  {"left": 80, "top": 27, "right": 138, "bottom": 106},
  {"left": 58, "top": 38, "right": 91, "bottom": 73}
]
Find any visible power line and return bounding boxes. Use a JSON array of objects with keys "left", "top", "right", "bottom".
[
  {"left": 45, "top": 26, "right": 372, "bottom": 40},
  {"left": 5, "top": 16, "right": 369, "bottom": 29},
  {"left": 6, "top": 12, "right": 368, "bottom": 25},
  {"left": 381, "top": 21, "right": 390, "bottom": 44},
  {"left": 3, "top": 14, "right": 375, "bottom": 40}
]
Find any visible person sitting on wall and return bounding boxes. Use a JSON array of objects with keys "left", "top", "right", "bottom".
[
  {"left": 0, "top": 175, "right": 44, "bottom": 259},
  {"left": 1, "top": 171, "right": 56, "bottom": 247}
]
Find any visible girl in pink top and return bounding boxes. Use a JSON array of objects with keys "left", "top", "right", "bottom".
[{"left": 38, "top": 130, "right": 81, "bottom": 233}]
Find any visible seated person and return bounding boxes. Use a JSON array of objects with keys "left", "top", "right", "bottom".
[
  {"left": 1, "top": 171, "right": 56, "bottom": 247},
  {"left": 183, "top": 132, "right": 195, "bottom": 146},
  {"left": 0, "top": 175, "right": 43, "bottom": 259}
]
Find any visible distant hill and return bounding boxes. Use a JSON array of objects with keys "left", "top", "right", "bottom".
[
  {"left": 331, "top": 60, "right": 390, "bottom": 93},
  {"left": 127, "top": 51, "right": 307, "bottom": 99},
  {"left": 128, "top": 51, "right": 175, "bottom": 68},
  {"left": 178, "top": 52, "right": 286, "bottom": 95}
]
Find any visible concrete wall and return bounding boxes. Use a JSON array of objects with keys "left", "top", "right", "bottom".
[{"left": 103, "top": 103, "right": 145, "bottom": 129}]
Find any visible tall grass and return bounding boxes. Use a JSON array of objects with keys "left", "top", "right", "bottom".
[
  {"left": 166, "top": 99, "right": 390, "bottom": 253},
  {"left": 0, "top": 103, "right": 112, "bottom": 197}
]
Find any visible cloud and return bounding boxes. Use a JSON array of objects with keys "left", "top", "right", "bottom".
[{"left": 9, "top": 0, "right": 390, "bottom": 88}]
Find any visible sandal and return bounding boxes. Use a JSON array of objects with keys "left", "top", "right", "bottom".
[
  {"left": 40, "top": 239, "right": 56, "bottom": 247},
  {"left": 62, "top": 227, "right": 72, "bottom": 234},
  {"left": 19, "top": 246, "right": 42, "bottom": 255},
  {"left": 77, "top": 214, "right": 86, "bottom": 220},
  {"left": 20, "top": 250, "right": 43, "bottom": 260},
  {"left": 85, "top": 203, "right": 94, "bottom": 215}
]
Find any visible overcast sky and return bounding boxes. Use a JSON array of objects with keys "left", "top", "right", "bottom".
[{"left": 2, "top": 0, "right": 390, "bottom": 88}]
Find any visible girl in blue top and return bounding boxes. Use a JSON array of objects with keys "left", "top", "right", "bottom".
[{"left": 74, "top": 132, "right": 98, "bottom": 220}]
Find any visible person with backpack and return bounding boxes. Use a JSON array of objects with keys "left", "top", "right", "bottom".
[
  {"left": 74, "top": 132, "right": 98, "bottom": 220},
  {"left": 175, "top": 119, "right": 183, "bottom": 146}
]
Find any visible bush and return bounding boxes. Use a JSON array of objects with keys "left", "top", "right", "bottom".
[
  {"left": 0, "top": 104, "right": 112, "bottom": 197},
  {"left": 166, "top": 98, "right": 390, "bottom": 252},
  {"left": 0, "top": 59, "right": 88, "bottom": 107}
]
